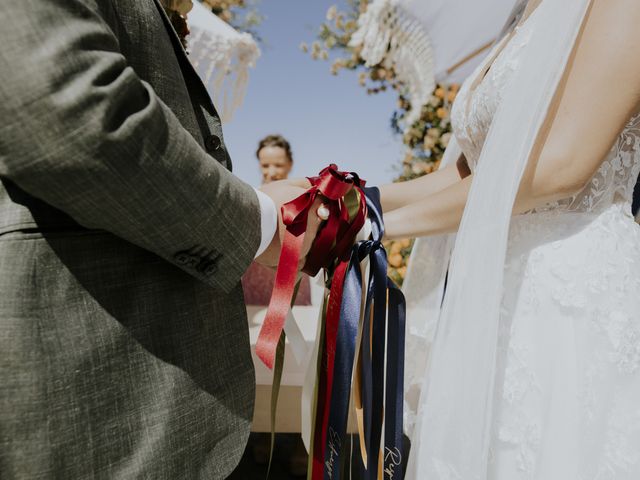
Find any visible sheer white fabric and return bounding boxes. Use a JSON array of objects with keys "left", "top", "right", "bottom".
[
  {"left": 401, "top": 0, "right": 640, "bottom": 478},
  {"left": 187, "top": 0, "right": 260, "bottom": 122},
  {"left": 402, "top": 141, "right": 457, "bottom": 431}
]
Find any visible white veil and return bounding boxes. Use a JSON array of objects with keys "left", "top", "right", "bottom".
[
  {"left": 403, "top": 0, "right": 593, "bottom": 477},
  {"left": 402, "top": 0, "right": 528, "bottom": 433}
]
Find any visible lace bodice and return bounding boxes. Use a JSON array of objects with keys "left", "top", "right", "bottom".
[{"left": 450, "top": 11, "right": 640, "bottom": 215}]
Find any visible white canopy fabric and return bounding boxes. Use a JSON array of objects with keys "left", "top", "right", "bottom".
[
  {"left": 187, "top": 1, "right": 260, "bottom": 122},
  {"left": 350, "top": 0, "right": 519, "bottom": 126}
]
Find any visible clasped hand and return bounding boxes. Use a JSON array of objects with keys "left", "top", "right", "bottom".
[{"left": 254, "top": 179, "right": 324, "bottom": 269}]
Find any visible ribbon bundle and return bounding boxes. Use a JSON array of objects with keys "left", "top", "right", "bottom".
[
  {"left": 256, "top": 165, "right": 367, "bottom": 370},
  {"left": 256, "top": 166, "right": 406, "bottom": 480}
]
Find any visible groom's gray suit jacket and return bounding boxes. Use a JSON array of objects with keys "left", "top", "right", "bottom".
[{"left": 0, "top": 0, "right": 262, "bottom": 478}]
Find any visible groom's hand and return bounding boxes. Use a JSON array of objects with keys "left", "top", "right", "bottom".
[
  {"left": 278, "top": 177, "right": 312, "bottom": 189},
  {"left": 255, "top": 181, "right": 324, "bottom": 268}
]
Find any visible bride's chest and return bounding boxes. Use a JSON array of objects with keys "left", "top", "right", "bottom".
[
  {"left": 449, "top": 21, "right": 640, "bottom": 212},
  {"left": 451, "top": 25, "right": 534, "bottom": 169}
]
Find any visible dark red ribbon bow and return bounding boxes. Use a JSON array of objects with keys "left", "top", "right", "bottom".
[{"left": 256, "top": 165, "right": 367, "bottom": 370}]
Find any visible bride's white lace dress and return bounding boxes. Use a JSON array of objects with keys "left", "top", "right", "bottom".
[{"left": 442, "top": 9, "right": 640, "bottom": 480}]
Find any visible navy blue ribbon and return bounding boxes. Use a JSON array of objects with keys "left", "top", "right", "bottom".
[
  {"left": 361, "top": 238, "right": 387, "bottom": 478},
  {"left": 323, "top": 247, "right": 362, "bottom": 480},
  {"left": 322, "top": 187, "right": 406, "bottom": 480},
  {"left": 383, "top": 280, "right": 406, "bottom": 478}
]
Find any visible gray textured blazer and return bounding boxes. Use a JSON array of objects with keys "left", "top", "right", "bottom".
[{"left": 0, "top": 0, "right": 262, "bottom": 478}]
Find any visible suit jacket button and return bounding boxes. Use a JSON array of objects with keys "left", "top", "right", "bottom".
[
  {"left": 175, "top": 252, "right": 199, "bottom": 268},
  {"left": 175, "top": 252, "right": 191, "bottom": 265},
  {"left": 205, "top": 134, "right": 222, "bottom": 151},
  {"left": 186, "top": 256, "right": 199, "bottom": 268},
  {"left": 203, "top": 264, "right": 217, "bottom": 276}
]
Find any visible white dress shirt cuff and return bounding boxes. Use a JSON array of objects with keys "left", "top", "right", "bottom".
[{"left": 254, "top": 188, "right": 278, "bottom": 258}]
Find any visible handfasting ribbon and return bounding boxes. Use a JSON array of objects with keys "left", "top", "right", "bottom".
[
  {"left": 312, "top": 188, "right": 406, "bottom": 480},
  {"left": 321, "top": 248, "right": 362, "bottom": 480},
  {"left": 312, "top": 257, "right": 352, "bottom": 480},
  {"left": 383, "top": 283, "right": 406, "bottom": 479},
  {"left": 365, "top": 189, "right": 406, "bottom": 479},
  {"left": 359, "top": 238, "right": 387, "bottom": 479},
  {"left": 256, "top": 165, "right": 365, "bottom": 369},
  {"left": 311, "top": 187, "right": 367, "bottom": 480},
  {"left": 256, "top": 170, "right": 405, "bottom": 480},
  {"left": 355, "top": 189, "right": 405, "bottom": 480},
  {"left": 303, "top": 170, "right": 367, "bottom": 278},
  {"left": 266, "top": 279, "right": 304, "bottom": 478}
]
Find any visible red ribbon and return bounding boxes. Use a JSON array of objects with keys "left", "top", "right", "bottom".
[
  {"left": 311, "top": 258, "right": 350, "bottom": 479},
  {"left": 256, "top": 165, "right": 366, "bottom": 370}
]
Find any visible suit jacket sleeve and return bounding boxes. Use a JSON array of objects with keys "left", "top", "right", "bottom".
[{"left": 0, "top": 0, "right": 261, "bottom": 293}]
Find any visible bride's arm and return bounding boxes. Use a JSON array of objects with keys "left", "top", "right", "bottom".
[
  {"left": 384, "top": 0, "right": 640, "bottom": 239},
  {"left": 378, "top": 155, "right": 471, "bottom": 212},
  {"left": 282, "top": 156, "right": 470, "bottom": 212}
]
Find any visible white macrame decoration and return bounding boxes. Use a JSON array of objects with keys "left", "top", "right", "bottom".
[
  {"left": 187, "top": 1, "right": 260, "bottom": 122},
  {"left": 350, "top": 0, "right": 434, "bottom": 126},
  {"left": 350, "top": 0, "right": 515, "bottom": 127}
]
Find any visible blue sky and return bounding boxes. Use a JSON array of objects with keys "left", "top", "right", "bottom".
[{"left": 222, "top": 0, "right": 403, "bottom": 187}]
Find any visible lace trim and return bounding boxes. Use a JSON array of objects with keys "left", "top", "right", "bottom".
[{"left": 531, "top": 112, "right": 640, "bottom": 214}]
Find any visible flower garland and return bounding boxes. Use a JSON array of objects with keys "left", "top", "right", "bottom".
[{"left": 161, "top": 0, "right": 193, "bottom": 48}]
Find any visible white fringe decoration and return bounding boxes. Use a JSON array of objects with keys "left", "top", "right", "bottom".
[
  {"left": 187, "top": 2, "right": 260, "bottom": 123},
  {"left": 349, "top": 0, "right": 435, "bottom": 127}
]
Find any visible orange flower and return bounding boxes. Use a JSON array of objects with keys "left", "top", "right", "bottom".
[
  {"left": 440, "top": 132, "right": 452, "bottom": 148},
  {"left": 436, "top": 107, "right": 448, "bottom": 119},
  {"left": 412, "top": 162, "right": 429, "bottom": 175},
  {"left": 423, "top": 136, "right": 436, "bottom": 151},
  {"left": 427, "top": 127, "right": 441, "bottom": 139},
  {"left": 447, "top": 91, "right": 457, "bottom": 102},
  {"left": 435, "top": 87, "right": 446, "bottom": 99},
  {"left": 388, "top": 253, "right": 404, "bottom": 268},
  {"left": 423, "top": 163, "right": 437, "bottom": 175},
  {"left": 165, "top": 0, "right": 193, "bottom": 15}
]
